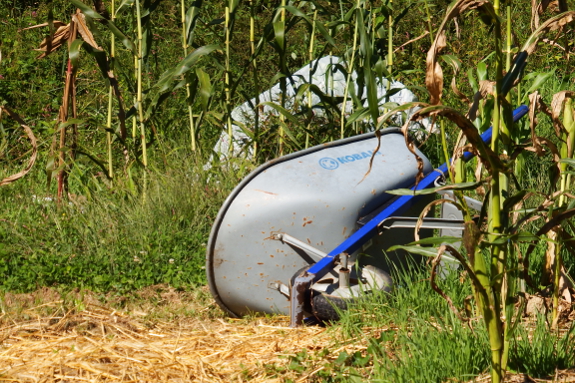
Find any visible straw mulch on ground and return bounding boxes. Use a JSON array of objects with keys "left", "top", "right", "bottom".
[{"left": 0, "top": 303, "right": 366, "bottom": 382}]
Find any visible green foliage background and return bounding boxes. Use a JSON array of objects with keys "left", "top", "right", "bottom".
[{"left": 0, "top": 0, "right": 573, "bottom": 294}]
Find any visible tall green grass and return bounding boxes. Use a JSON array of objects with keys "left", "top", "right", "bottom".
[{"left": 0, "top": 153, "right": 236, "bottom": 293}]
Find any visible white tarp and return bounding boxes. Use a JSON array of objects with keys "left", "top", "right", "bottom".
[{"left": 207, "top": 55, "right": 433, "bottom": 167}]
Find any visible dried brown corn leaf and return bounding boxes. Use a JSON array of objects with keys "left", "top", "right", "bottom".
[
  {"left": 426, "top": 0, "right": 496, "bottom": 105},
  {"left": 0, "top": 106, "right": 38, "bottom": 186},
  {"left": 34, "top": 24, "right": 71, "bottom": 58},
  {"left": 523, "top": 11, "right": 575, "bottom": 55},
  {"left": 72, "top": 11, "right": 101, "bottom": 50}
]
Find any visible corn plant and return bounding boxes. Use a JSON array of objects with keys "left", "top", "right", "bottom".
[
  {"left": 181, "top": 0, "right": 202, "bottom": 152},
  {"left": 26, "top": 2, "right": 135, "bottom": 197},
  {"left": 387, "top": 2, "right": 575, "bottom": 382}
]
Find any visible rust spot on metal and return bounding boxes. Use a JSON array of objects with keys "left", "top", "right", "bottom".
[
  {"left": 257, "top": 262, "right": 264, "bottom": 265},
  {"left": 270, "top": 254, "right": 274, "bottom": 258},
  {"left": 342, "top": 227, "right": 347, "bottom": 236},
  {"left": 213, "top": 257, "right": 224, "bottom": 268},
  {"left": 254, "top": 189, "right": 278, "bottom": 196},
  {"left": 306, "top": 238, "right": 311, "bottom": 244}
]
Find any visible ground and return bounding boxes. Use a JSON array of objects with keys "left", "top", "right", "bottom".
[{"left": 0, "top": 286, "right": 574, "bottom": 382}]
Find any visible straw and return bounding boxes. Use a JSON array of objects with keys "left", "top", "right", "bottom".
[{"left": 0, "top": 303, "right": 363, "bottom": 382}]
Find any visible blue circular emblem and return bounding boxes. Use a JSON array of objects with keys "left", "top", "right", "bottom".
[{"left": 319, "top": 157, "right": 339, "bottom": 170}]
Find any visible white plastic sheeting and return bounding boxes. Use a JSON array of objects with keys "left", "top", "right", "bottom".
[{"left": 207, "top": 55, "right": 433, "bottom": 166}]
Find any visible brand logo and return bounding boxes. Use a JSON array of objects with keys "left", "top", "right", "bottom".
[
  {"left": 319, "top": 150, "right": 382, "bottom": 170},
  {"left": 319, "top": 157, "right": 340, "bottom": 170}
]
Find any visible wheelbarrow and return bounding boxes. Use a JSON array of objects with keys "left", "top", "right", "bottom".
[{"left": 206, "top": 105, "right": 529, "bottom": 327}]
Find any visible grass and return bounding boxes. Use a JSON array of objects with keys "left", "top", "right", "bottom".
[{"left": 0, "top": 151, "right": 238, "bottom": 294}]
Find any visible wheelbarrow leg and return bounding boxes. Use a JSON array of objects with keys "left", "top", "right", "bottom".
[{"left": 289, "top": 272, "right": 314, "bottom": 327}]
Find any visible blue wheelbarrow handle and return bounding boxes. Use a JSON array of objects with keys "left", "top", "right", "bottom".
[
  {"left": 288, "top": 105, "right": 529, "bottom": 326},
  {"left": 307, "top": 104, "right": 528, "bottom": 276}
]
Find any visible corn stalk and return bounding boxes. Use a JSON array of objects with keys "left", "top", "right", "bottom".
[
  {"left": 389, "top": 3, "right": 575, "bottom": 383},
  {"left": 135, "top": 0, "right": 147, "bottom": 167},
  {"left": 106, "top": 0, "right": 116, "bottom": 179}
]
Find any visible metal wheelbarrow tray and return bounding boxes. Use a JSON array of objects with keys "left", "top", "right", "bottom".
[{"left": 206, "top": 106, "right": 529, "bottom": 326}]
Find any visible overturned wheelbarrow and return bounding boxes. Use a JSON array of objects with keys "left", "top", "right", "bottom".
[{"left": 206, "top": 106, "right": 529, "bottom": 326}]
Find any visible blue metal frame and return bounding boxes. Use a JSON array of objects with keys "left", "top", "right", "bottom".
[{"left": 305, "top": 105, "right": 529, "bottom": 280}]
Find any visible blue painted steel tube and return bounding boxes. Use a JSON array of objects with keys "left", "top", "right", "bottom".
[{"left": 306, "top": 105, "right": 529, "bottom": 279}]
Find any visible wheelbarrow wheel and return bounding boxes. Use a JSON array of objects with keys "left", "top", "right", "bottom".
[{"left": 311, "top": 265, "right": 392, "bottom": 322}]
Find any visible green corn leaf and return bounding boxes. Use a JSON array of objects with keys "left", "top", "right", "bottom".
[
  {"left": 324, "top": 20, "right": 351, "bottom": 29},
  {"left": 477, "top": 61, "right": 487, "bottom": 81},
  {"left": 467, "top": 68, "right": 478, "bottom": 93},
  {"left": 377, "top": 4, "right": 391, "bottom": 19},
  {"left": 269, "top": 72, "right": 286, "bottom": 84},
  {"left": 406, "top": 236, "right": 463, "bottom": 246},
  {"left": 277, "top": 120, "right": 299, "bottom": 146},
  {"left": 559, "top": 158, "right": 575, "bottom": 168},
  {"left": 441, "top": 54, "right": 462, "bottom": 72},
  {"left": 387, "top": 244, "right": 442, "bottom": 259},
  {"left": 387, "top": 181, "right": 483, "bottom": 196},
  {"left": 115, "top": 0, "right": 135, "bottom": 15},
  {"left": 196, "top": 67, "right": 212, "bottom": 111},
  {"left": 294, "top": 83, "right": 342, "bottom": 112},
  {"left": 314, "top": 19, "right": 336, "bottom": 47},
  {"left": 69, "top": 39, "right": 84, "bottom": 70},
  {"left": 232, "top": 120, "right": 254, "bottom": 140},
  {"left": 141, "top": 27, "right": 152, "bottom": 61},
  {"left": 281, "top": 6, "right": 335, "bottom": 46},
  {"left": 185, "top": 0, "right": 202, "bottom": 46},
  {"left": 374, "top": 57, "right": 389, "bottom": 78},
  {"left": 76, "top": 146, "right": 112, "bottom": 178},
  {"left": 272, "top": 21, "right": 286, "bottom": 52},
  {"left": 208, "top": 17, "right": 224, "bottom": 25},
  {"left": 346, "top": 107, "right": 371, "bottom": 126},
  {"left": 157, "top": 44, "right": 218, "bottom": 90},
  {"left": 144, "top": 46, "right": 218, "bottom": 119},
  {"left": 525, "top": 70, "right": 555, "bottom": 94},
  {"left": 356, "top": 9, "right": 379, "bottom": 125},
  {"left": 229, "top": 0, "right": 240, "bottom": 13},
  {"left": 376, "top": 101, "right": 422, "bottom": 129},
  {"left": 502, "top": 190, "right": 527, "bottom": 213},
  {"left": 58, "top": 119, "right": 85, "bottom": 130},
  {"left": 480, "top": 232, "right": 539, "bottom": 246},
  {"left": 260, "top": 102, "right": 301, "bottom": 127}
]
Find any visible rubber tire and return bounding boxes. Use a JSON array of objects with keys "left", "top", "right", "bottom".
[{"left": 311, "top": 265, "right": 392, "bottom": 322}]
